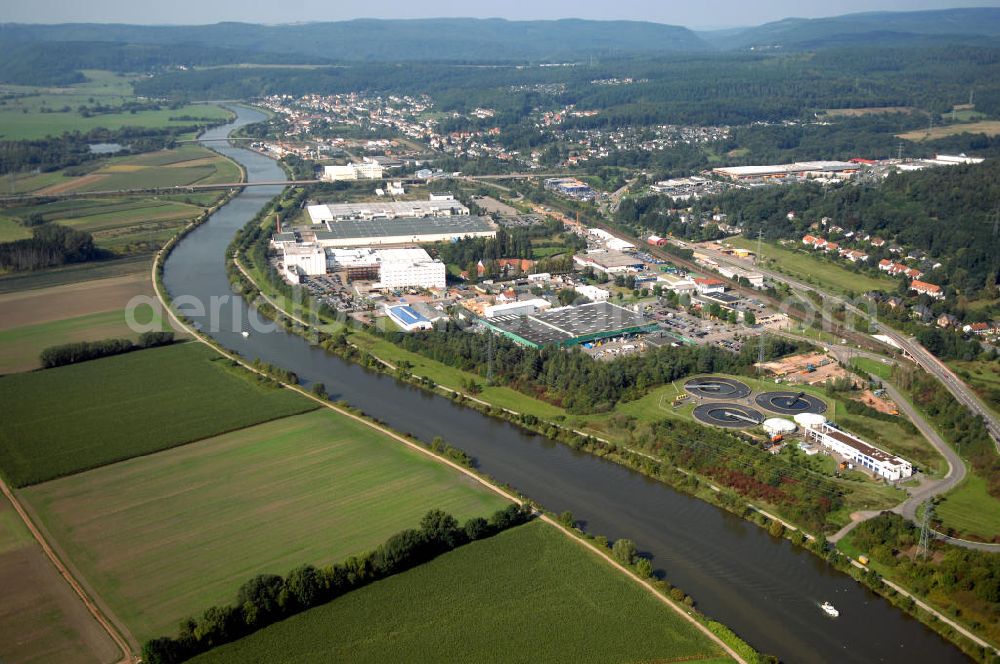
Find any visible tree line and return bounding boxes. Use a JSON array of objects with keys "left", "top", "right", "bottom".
[
  {"left": 39, "top": 332, "right": 175, "bottom": 368},
  {"left": 141, "top": 505, "right": 533, "bottom": 664},
  {"left": 0, "top": 223, "right": 102, "bottom": 272},
  {"left": 371, "top": 321, "right": 804, "bottom": 413}
]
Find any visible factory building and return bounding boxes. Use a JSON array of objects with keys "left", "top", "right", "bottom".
[
  {"left": 322, "top": 162, "right": 384, "bottom": 181},
  {"left": 277, "top": 244, "right": 446, "bottom": 290},
  {"left": 797, "top": 414, "right": 913, "bottom": 481},
  {"left": 575, "top": 285, "right": 611, "bottom": 302},
  {"left": 483, "top": 298, "right": 552, "bottom": 318},
  {"left": 717, "top": 265, "right": 765, "bottom": 288},
  {"left": 573, "top": 250, "right": 644, "bottom": 275},
  {"left": 307, "top": 198, "right": 469, "bottom": 224},
  {"left": 275, "top": 216, "right": 496, "bottom": 248},
  {"left": 713, "top": 161, "right": 862, "bottom": 181},
  {"left": 544, "top": 177, "right": 596, "bottom": 201},
  {"left": 480, "top": 301, "right": 658, "bottom": 349},
  {"left": 386, "top": 305, "right": 434, "bottom": 332}
]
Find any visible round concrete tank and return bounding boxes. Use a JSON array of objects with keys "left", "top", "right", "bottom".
[
  {"left": 794, "top": 412, "right": 827, "bottom": 429},
  {"left": 763, "top": 418, "right": 797, "bottom": 436}
]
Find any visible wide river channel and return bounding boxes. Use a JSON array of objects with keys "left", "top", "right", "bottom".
[{"left": 162, "top": 106, "right": 968, "bottom": 663}]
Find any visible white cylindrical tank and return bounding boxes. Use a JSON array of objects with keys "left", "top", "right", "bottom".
[
  {"left": 794, "top": 412, "right": 827, "bottom": 429},
  {"left": 763, "top": 418, "right": 797, "bottom": 436}
]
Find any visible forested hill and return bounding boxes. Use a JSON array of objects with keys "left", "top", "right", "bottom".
[
  {"left": 702, "top": 160, "right": 1000, "bottom": 299},
  {"left": 703, "top": 8, "right": 1000, "bottom": 51},
  {"left": 0, "top": 19, "right": 709, "bottom": 62}
]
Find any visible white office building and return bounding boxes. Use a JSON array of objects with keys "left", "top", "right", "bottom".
[
  {"left": 321, "top": 162, "right": 384, "bottom": 182},
  {"left": 281, "top": 243, "right": 327, "bottom": 278},
  {"left": 575, "top": 285, "right": 610, "bottom": 302},
  {"left": 378, "top": 254, "right": 446, "bottom": 291},
  {"left": 801, "top": 418, "right": 913, "bottom": 481}
]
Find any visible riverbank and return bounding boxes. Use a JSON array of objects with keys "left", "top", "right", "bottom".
[
  {"left": 155, "top": 105, "right": 971, "bottom": 663},
  {"left": 152, "top": 210, "right": 753, "bottom": 664}
]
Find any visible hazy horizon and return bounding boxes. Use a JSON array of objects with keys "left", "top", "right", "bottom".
[{"left": 3, "top": 0, "right": 999, "bottom": 30}]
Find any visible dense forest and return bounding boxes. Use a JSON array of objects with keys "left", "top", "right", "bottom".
[
  {"left": 623, "top": 161, "right": 1000, "bottom": 300},
  {"left": 132, "top": 47, "right": 1000, "bottom": 125},
  {"left": 0, "top": 223, "right": 101, "bottom": 271},
  {"left": 371, "top": 321, "right": 804, "bottom": 413}
]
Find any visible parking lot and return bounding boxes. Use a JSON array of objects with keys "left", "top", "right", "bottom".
[{"left": 644, "top": 301, "right": 755, "bottom": 350}]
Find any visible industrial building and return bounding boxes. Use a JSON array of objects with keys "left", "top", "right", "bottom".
[
  {"left": 277, "top": 244, "right": 447, "bottom": 290},
  {"left": 796, "top": 413, "right": 913, "bottom": 481},
  {"left": 717, "top": 265, "right": 765, "bottom": 288},
  {"left": 307, "top": 198, "right": 469, "bottom": 224},
  {"left": 712, "top": 161, "right": 862, "bottom": 181},
  {"left": 322, "top": 162, "right": 384, "bottom": 181},
  {"left": 544, "top": 177, "right": 596, "bottom": 201},
  {"left": 480, "top": 301, "right": 658, "bottom": 349},
  {"left": 483, "top": 298, "right": 552, "bottom": 318},
  {"left": 575, "top": 285, "right": 610, "bottom": 302},
  {"left": 573, "top": 250, "right": 644, "bottom": 275},
  {"left": 386, "top": 305, "right": 434, "bottom": 332},
  {"left": 278, "top": 216, "right": 496, "bottom": 248}
]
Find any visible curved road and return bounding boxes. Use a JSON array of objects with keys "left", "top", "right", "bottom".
[{"left": 689, "top": 242, "right": 1000, "bottom": 448}]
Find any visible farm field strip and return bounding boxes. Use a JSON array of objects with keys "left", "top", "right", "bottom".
[
  {"left": 190, "top": 520, "right": 731, "bottom": 664},
  {"left": 898, "top": 120, "right": 1000, "bottom": 141},
  {"left": 0, "top": 270, "right": 154, "bottom": 330},
  {"left": 0, "top": 343, "right": 316, "bottom": 486},
  {"left": 23, "top": 409, "right": 511, "bottom": 643},
  {"left": 0, "top": 496, "right": 120, "bottom": 664}
]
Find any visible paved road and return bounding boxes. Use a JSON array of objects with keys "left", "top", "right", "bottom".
[{"left": 691, "top": 242, "right": 1000, "bottom": 448}]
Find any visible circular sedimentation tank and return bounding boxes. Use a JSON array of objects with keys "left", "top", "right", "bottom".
[
  {"left": 693, "top": 402, "right": 765, "bottom": 428},
  {"left": 684, "top": 376, "right": 752, "bottom": 400},
  {"left": 755, "top": 391, "right": 828, "bottom": 415}
]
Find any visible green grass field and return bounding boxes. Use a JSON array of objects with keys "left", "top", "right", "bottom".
[
  {"left": 0, "top": 216, "right": 31, "bottom": 242},
  {"left": 851, "top": 356, "right": 894, "bottom": 380},
  {"left": 24, "top": 409, "right": 511, "bottom": 643},
  {"left": 1, "top": 144, "right": 241, "bottom": 253},
  {"left": 0, "top": 343, "right": 316, "bottom": 486},
  {"left": 190, "top": 520, "right": 730, "bottom": 664},
  {"left": 0, "top": 308, "right": 165, "bottom": 374},
  {"left": 0, "top": 78, "right": 232, "bottom": 140},
  {"left": 726, "top": 237, "right": 895, "bottom": 296},
  {"left": 935, "top": 466, "right": 1000, "bottom": 540},
  {"left": 0, "top": 497, "right": 120, "bottom": 664},
  {"left": 0, "top": 255, "right": 150, "bottom": 294}
]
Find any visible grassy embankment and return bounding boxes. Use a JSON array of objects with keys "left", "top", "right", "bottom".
[
  {"left": 935, "top": 469, "right": 1000, "bottom": 541},
  {"left": 948, "top": 358, "right": 1000, "bottom": 420},
  {"left": 0, "top": 342, "right": 316, "bottom": 486},
  {"left": 870, "top": 362, "right": 1000, "bottom": 541},
  {"left": 726, "top": 236, "right": 896, "bottom": 296},
  {"left": 0, "top": 497, "right": 120, "bottom": 664},
  {"left": 24, "top": 408, "right": 511, "bottom": 643},
  {"left": 190, "top": 520, "right": 733, "bottom": 664}
]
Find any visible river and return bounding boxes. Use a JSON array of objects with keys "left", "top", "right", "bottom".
[{"left": 162, "top": 106, "right": 968, "bottom": 663}]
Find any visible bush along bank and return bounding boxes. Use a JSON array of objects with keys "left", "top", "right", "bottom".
[{"left": 141, "top": 506, "right": 533, "bottom": 664}]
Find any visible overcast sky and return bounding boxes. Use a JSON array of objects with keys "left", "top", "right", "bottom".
[{"left": 4, "top": 0, "right": 999, "bottom": 29}]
